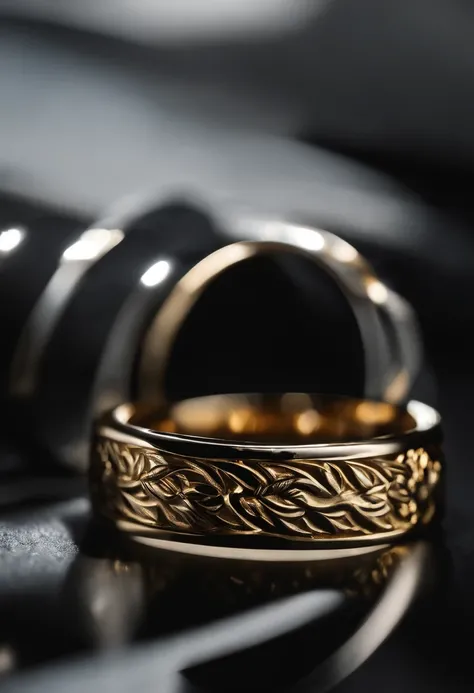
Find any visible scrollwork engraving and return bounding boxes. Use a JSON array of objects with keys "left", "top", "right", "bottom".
[{"left": 92, "top": 439, "right": 441, "bottom": 540}]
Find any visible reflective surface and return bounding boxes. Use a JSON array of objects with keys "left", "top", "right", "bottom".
[
  {"left": 0, "top": 491, "right": 443, "bottom": 693},
  {"left": 134, "top": 393, "right": 420, "bottom": 442},
  {"left": 91, "top": 394, "right": 442, "bottom": 548},
  {"left": 0, "top": 207, "right": 85, "bottom": 406},
  {"left": 0, "top": 228, "right": 24, "bottom": 255},
  {"left": 0, "top": 489, "right": 438, "bottom": 690},
  {"left": 8, "top": 218, "right": 191, "bottom": 472},
  {"left": 9, "top": 228, "right": 125, "bottom": 399}
]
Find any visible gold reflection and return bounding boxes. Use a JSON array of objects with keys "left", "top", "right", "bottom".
[
  {"left": 65, "top": 530, "right": 434, "bottom": 693},
  {"left": 61, "top": 228, "right": 124, "bottom": 262},
  {"left": 71, "top": 534, "right": 416, "bottom": 646},
  {"left": 295, "top": 409, "right": 321, "bottom": 435},
  {"left": 285, "top": 224, "right": 326, "bottom": 252},
  {"left": 243, "top": 220, "right": 326, "bottom": 253},
  {"left": 144, "top": 393, "right": 415, "bottom": 443},
  {"left": 385, "top": 369, "right": 410, "bottom": 405},
  {"left": 354, "top": 400, "right": 396, "bottom": 426},
  {"left": 138, "top": 542, "right": 411, "bottom": 602},
  {"left": 280, "top": 392, "right": 314, "bottom": 413},
  {"left": 229, "top": 408, "right": 256, "bottom": 434},
  {"left": 330, "top": 237, "right": 360, "bottom": 264},
  {"left": 365, "top": 277, "right": 389, "bottom": 305}
]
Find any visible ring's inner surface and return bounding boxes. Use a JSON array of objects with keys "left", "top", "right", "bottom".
[{"left": 130, "top": 394, "right": 416, "bottom": 444}]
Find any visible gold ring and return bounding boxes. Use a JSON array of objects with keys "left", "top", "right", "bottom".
[
  {"left": 137, "top": 233, "right": 420, "bottom": 407},
  {"left": 90, "top": 394, "right": 443, "bottom": 549}
]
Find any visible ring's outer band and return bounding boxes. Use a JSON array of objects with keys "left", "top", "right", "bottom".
[{"left": 90, "top": 395, "right": 442, "bottom": 549}]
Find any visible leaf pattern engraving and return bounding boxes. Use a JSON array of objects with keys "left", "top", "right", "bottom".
[{"left": 91, "top": 439, "right": 441, "bottom": 541}]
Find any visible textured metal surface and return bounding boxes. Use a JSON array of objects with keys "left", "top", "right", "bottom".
[
  {"left": 90, "top": 395, "right": 442, "bottom": 547},
  {"left": 94, "top": 439, "right": 440, "bottom": 543}
]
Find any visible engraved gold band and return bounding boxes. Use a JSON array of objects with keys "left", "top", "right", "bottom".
[{"left": 90, "top": 394, "right": 443, "bottom": 549}]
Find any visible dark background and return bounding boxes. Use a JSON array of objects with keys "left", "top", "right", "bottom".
[{"left": 1, "top": 2, "right": 474, "bottom": 691}]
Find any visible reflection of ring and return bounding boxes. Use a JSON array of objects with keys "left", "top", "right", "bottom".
[
  {"left": 121, "top": 543, "right": 413, "bottom": 603},
  {"left": 67, "top": 540, "right": 415, "bottom": 651},
  {"left": 90, "top": 394, "right": 442, "bottom": 548}
]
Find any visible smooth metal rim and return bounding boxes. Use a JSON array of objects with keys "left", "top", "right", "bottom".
[
  {"left": 101, "top": 395, "right": 441, "bottom": 462},
  {"left": 123, "top": 525, "right": 390, "bottom": 562}
]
